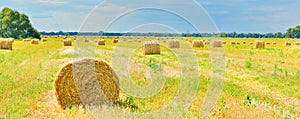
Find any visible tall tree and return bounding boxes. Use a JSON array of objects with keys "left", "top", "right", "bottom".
[{"left": 0, "top": 8, "right": 40, "bottom": 39}]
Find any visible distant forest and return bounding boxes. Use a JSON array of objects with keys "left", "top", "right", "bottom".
[{"left": 40, "top": 25, "right": 300, "bottom": 38}]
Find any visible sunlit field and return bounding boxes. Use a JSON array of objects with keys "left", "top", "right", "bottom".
[{"left": 0, "top": 37, "right": 300, "bottom": 118}]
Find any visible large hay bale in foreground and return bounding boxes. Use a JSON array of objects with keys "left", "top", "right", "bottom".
[
  {"left": 54, "top": 59, "right": 120, "bottom": 109},
  {"left": 213, "top": 40, "right": 223, "bottom": 47},
  {"left": 192, "top": 40, "right": 204, "bottom": 48},
  {"left": 31, "top": 39, "right": 39, "bottom": 45},
  {"left": 167, "top": 40, "right": 180, "bottom": 48},
  {"left": 142, "top": 41, "right": 160, "bottom": 55},
  {"left": 255, "top": 41, "right": 265, "bottom": 49},
  {"left": 284, "top": 42, "right": 291, "bottom": 46},
  {"left": 63, "top": 40, "right": 72, "bottom": 46},
  {"left": 97, "top": 40, "right": 105, "bottom": 45},
  {"left": 0, "top": 38, "right": 14, "bottom": 50}
]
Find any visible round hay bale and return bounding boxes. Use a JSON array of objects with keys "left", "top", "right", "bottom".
[
  {"left": 213, "top": 40, "right": 223, "bottom": 47},
  {"left": 230, "top": 41, "right": 236, "bottom": 45},
  {"left": 236, "top": 42, "right": 240, "bottom": 45},
  {"left": 223, "top": 41, "right": 226, "bottom": 44},
  {"left": 284, "top": 42, "right": 291, "bottom": 46},
  {"left": 249, "top": 42, "right": 253, "bottom": 45},
  {"left": 295, "top": 42, "right": 300, "bottom": 46},
  {"left": 84, "top": 38, "right": 89, "bottom": 43},
  {"left": 31, "top": 39, "right": 39, "bottom": 45},
  {"left": 167, "top": 40, "right": 180, "bottom": 48},
  {"left": 205, "top": 41, "right": 210, "bottom": 45},
  {"left": 63, "top": 40, "right": 72, "bottom": 46},
  {"left": 23, "top": 39, "right": 31, "bottom": 42},
  {"left": 255, "top": 40, "right": 265, "bottom": 49},
  {"left": 113, "top": 39, "right": 118, "bottom": 43},
  {"left": 0, "top": 38, "right": 14, "bottom": 50},
  {"left": 272, "top": 42, "right": 276, "bottom": 45},
  {"left": 97, "top": 39, "right": 105, "bottom": 46},
  {"left": 243, "top": 41, "right": 246, "bottom": 44},
  {"left": 54, "top": 59, "right": 120, "bottom": 109},
  {"left": 266, "top": 42, "right": 271, "bottom": 45},
  {"left": 142, "top": 41, "right": 160, "bottom": 55},
  {"left": 42, "top": 38, "right": 47, "bottom": 42},
  {"left": 192, "top": 40, "right": 204, "bottom": 48}
]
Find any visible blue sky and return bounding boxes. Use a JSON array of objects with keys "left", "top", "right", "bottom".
[{"left": 1, "top": 0, "right": 300, "bottom": 33}]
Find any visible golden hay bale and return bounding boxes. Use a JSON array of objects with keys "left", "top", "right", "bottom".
[
  {"left": 295, "top": 42, "right": 300, "bottom": 46},
  {"left": 223, "top": 41, "right": 226, "bottom": 44},
  {"left": 97, "top": 40, "right": 105, "bottom": 45},
  {"left": 0, "top": 38, "right": 14, "bottom": 50},
  {"left": 23, "top": 39, "right": 31, "bottom": 42},
  {"left": 249, "top": 42, "right": 253, "bottom": 45},
  {"left": 213, "top": 40, "right": 223, "bottom": 47},
  {"left": 42, "top": 38, "right": 47, "bottom": 42},
  {"left": 243, "top": 41, "right": 246, "bottom": 44},
  {"left": 272, "top": 42, "right": 276, "bottom": 45},
  {"left": 63, "top": 40, "right": 72, "bottom": 46},
  {"left": 167, "top": 40, "right": 180, "bottom": 48},
  {"left": 84, "top": 38, "right": 89, "bottom": 43},
  {"left": 255, "top": 40, "right": 265, "bottom": 49},
  {"left": 54, "top": 58, "right": 120, "bottom": 109},
  {"left": 205, "top": 41, "right": 210, "bottom": 45},
  {"left": 31, "top": 39, "right": 39, "bottom": 45},
  {"left": 230, "top": 41, "right": 236, "bottom": 45},
  {"left": 192, "top": 40, "right": 204, "bottom": 48},
  {"left": 266, "top": 42, "right": 271, "bottom": 45},
  {"left": 142, "top": 41, "right": 160, "bottom": 55},
  {"left": 284, "top": 42, "right": 291, "bottom": 46},
  {"left": 236, "top": 42, "right": 240, "bottom": 45},
  {"left": 113, "top": 39, "right": 118, "bottom": 43}
]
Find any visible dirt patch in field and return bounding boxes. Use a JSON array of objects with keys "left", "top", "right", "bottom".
[{"left": 28, "top": 91, "right": 92, "bottom": 118}]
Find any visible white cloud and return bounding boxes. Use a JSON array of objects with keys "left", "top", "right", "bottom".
[{"left": 37, "top": 0, "right": 67, "bottom": 5}]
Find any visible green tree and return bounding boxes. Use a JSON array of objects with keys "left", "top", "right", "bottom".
[{"left": 0, "top": 7, "right": 41, "bottom": 39}]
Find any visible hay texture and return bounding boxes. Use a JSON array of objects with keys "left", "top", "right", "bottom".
[
  {"left": 0, "top": 38, "right": 14, "bottom": 50},
  {"left": 31, "top": 39, "right": 39, "bottom": 45},
  {"left": 255, "top": 41, "right": 265, "bottom": 49},
  {"left": 192, "top": 40, "right": 204, "bottom": 48},
  {"left": 97, "top": 40, "right": 105, "bottom": 46},
  {"left": 213, "top": 40, "right": 223, "bottom": 47},
  {"left": 142, "top": 41, "right": 160, "bottom": 55},
  {"left": 167, "top": 40, "right": 180, "bottom": 48},
  {"left": 295, "top": 42, "right": 300, "bottom": 46},
  {"left": 284, "top": 42, "right": 291, "bottom": 46},
  {"left": 63, "top": 40, "right": 72, "bottom": 46},
  {"left": 54, "top": 58, "right": 120, "bottom": 109}
]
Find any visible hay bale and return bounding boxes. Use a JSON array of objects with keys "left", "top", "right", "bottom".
[
  {"left": 167, "top": 40, "right": 180, "bottom": 48},
  {"left": 272, "top": 42, "right": 276, "bottom": 45},
  {"left": 249, "top": 42, "right": 253, "bottom": 45},
  {"left": 42, "top": 38, "right": 47, "bottom": 42},
  {"left": 284, "top": 42, "right": 291, "bottom": 46},
  {"left": 223, "top": 41, "right": 226, "bottom": 44},
  {"left": 236, "top": 42, "right": 240, "bottom": 45},
  {"left": 31, "top": 39, "right": 39, "bottom": 45},
  {"left": 54, "top": 58, "right": 120, "bottom": 109},
  {"left": 230, "top": 41, "right": 236, "bottom": 45},
  {"left": 192, "top": 40, "right": 204, "bottom": 48},
  {"left": 113, "top": 39, "right": 118, "bottom": 43},
  {"left": 0, "top": 38, "right": 14, "bottom": 50},
  {"left": 23, "top": 39, "right": 31, "bottom": 42},
  {"left": 213, "top": 40, "right": 223, "bottom": 47},
  {"left": 295, "top": 42, "right": 300, "bottom": 46},
  {"left": 63, "top": 40, "right": 72, "bottom": 46},
  {"left": 266, "top": 42, "right": 270, "bottom": 45},
  {"left": 84, "top": 38, "right": 89, "bottom": 43},
  {"left": 205, "top": 41, "right": 210, "bottom": 45},
  {"left": 255, "top": 40, "right": 265, "bottom": 49},
  {"left": 97, "top": 40, "right": 105, "bottom": 46},
  {"left": 142, "top": 41, "right": 160, "bottom": 55},
  {"left": 243, "top": 41, "right": 246, "bottom": 44}
]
